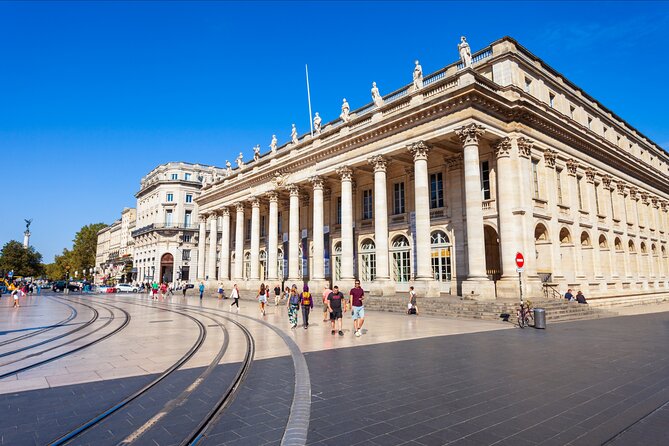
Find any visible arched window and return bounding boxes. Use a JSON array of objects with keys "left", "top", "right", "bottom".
[
  {"left": 628, "top": 240, "right": 636, "bottom": 253},
  {"left": 662, "top": 246, "right": 667, "bottom": 258},
  {"left": 580, "top": 231, "right": 591, "bottom": 247},
  {"left": 614, "top": 237, "right": 623, "bottom": 251},
  {"left": 640, "top": 242, "right": 647, "bottom": 254},
  {"left": 651, "top": 244, "right": 657, "bottom": 255},
  {"left": 391, "top": 235, "right": 411, "bottom": 283},
  {"left": 431, "top": 230, "right": 451, "bottom": 281},
  {"left": 333, "top": 242, "right": 342, "bottom": 281},
  {"left": 535, "top": 223, "right": 549, "bottom": 241},
  {"left": 599, "top": 235, "right": 608, "bottom": 249},
  {"left": 360, "top": 239, "right": 376, "bottom": 282},
  {"left": 559, "top": 228, "right": 571, "bottom": 245},
  {"left": 259, "top": 250, "right": 267, "bottom": 282}
]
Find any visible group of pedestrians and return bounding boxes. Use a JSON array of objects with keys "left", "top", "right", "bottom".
[{"left": 564, "top": 288, "right": 588, "bottom": 304}]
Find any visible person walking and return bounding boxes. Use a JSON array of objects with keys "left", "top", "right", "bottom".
[
  {"left": 322, "top": 283, "right": 332, "bottom": 322},
  {"left": 182, "top": 284, "right": 187, "bottom": 298},
  {"left": 287, "top": 284, "right": 300, "bottom": 328},
  {"left": 151, "top": 281, "right": 159, "bottom": 300},
  {"left": 407, "top": 286, "right": 418, "bottom": 315},
  {"left": 229, "top": 283, "right": 240, "bottom": 311},
  {"left": 273, "top": 284, "right": 282, "bottom": 306},
  {"left": 300, "top": 284, "right": 313, "bottom": 329},
  {"left": 167, "top": 283, "right": 174, "bottom": 296},
  {"left": 257, "top": 283, "right": 268, "bottom": 316},
  {"left": 350, "top": 279, "right": 365, "bottom": 337},
  {"left": 160, "top": 282, "right": 167, "bottom": 299},
  {"left": 327, "top": 285, "right": 345, "bottom": 336},
  {"left": 11, "top": 288, "right": 23, "bottom": 308},
  {"left": 198, "top": 282, "right": 205, "bottom": 300}
]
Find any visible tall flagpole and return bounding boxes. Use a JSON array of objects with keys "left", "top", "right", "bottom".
[{"left": 306, "top": 64, "right": 314, "bottom": 137}]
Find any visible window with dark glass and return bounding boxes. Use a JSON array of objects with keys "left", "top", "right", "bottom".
[
  {"left": 393, "top": 182, "right": 405, "bottom": 214},
  {"left": 480, "top": 161, "right": 491, "bottom": 200},
  {"left": 429, "top": 172, "right": 444, "bottom": 209},
  {"left": 362, "top": 189, "right": 373, "bottom": 220}
]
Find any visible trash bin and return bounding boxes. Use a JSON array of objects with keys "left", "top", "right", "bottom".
[{"left": 534, "top": 308, "right": 546, "bottom": 329}]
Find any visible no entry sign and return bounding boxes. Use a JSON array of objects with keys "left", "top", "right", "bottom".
[{"left": 515, "top": 252, "right": 525, "bottom": 269}]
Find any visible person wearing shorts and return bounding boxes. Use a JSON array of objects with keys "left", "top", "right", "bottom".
[
  {"left": 257, "top": 283, "right": 268, "bottom": 316},
  {"left": 327, "top": 285, "right": 345, "bottom": 336},
  {"left": 350, "top": 279, "right": 365, "bottom": 337},
  {"left": 152, "top": 282, "right": 159, "bottom": 300},
  {"left": 322, "top": 283, "right": 332, "bottom": 322}
]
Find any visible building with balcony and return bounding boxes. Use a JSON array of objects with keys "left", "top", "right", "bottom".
[
  {"left": 95, "top": 207, "right": 136, "bottom": 284},
  {"left": 132, "top": 162, "right": 226, "bottom": 284},
  {"left": 194, "top": 36, "right": 669, "bottom": 300}
]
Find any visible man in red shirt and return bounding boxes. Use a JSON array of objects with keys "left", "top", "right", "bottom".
[{"left": 349, "top": 279, "right": 365, "bottom": 337}]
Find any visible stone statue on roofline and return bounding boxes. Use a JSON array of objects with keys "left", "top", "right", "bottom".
[
  {"left": 340, "top": 98, "right": 350, "bottom": 123},
  {"left": 458, "top": 36, "right": 472, "bottom": 68},
  {"left": 236, "top": 152, "right": 245, "bottom": 168},
  {"left": 291, "top": 124, "right": 298, "bottom": 144},
  {"left": 225, "top": 160, "right": 232, "bottom": 176},
  {"left": 371, "top": 82, "right": 384, "bottom": 107},
  {"left": 313, "top": 112, "right": 322, "bottom": 135},
  {"left": 253, "top": 144, "right": 260, "bottom": 161},
  {"left": 270, "top": 134, "right": 277, "bottom": 153},
  {"left": 413, "top": 60, "right": 423, "bottom": 90}
]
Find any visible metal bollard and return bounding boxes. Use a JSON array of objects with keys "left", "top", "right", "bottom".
[{"left": 533, "top": 308, "right": 546, "bottom": 329}]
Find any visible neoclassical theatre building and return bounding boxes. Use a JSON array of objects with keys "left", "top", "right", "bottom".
[{"left": 195, "top": 36, "right": 669, "bottom": 300}]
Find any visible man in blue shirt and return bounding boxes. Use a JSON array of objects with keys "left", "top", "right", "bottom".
[{"left": 199, "top": 282, "right": 205, "bottom": 299}]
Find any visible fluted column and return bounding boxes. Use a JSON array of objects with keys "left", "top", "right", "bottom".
[
  {"left": 287, "top": 184, "right": 301, "bottom": 282},
  {"left": 311, "top": 177, "right": 325, "bottom": 281},
  {"left": 266, "top": 191, "right": 279, "bottom": 281},
  {"left": 234, "top": 203, "right": 244, "bottom": 280},
  {"left": 494, "top": 137, "right": 520, "bottom": 280},
  {"left": 197, "top": 216, "right": 207, "bottom": 280},
  {"left": 248, "top": 197, "right": 261, "bottom": 281},
  {"left": 456, "top": 125, "right": 487, "bottom": 281},
  {"left": 408, "top": 142, "right": 432, "bottom": 280},
  {"left": 544, "top": 149, "right": 563, "bottom": 280},
  {"left": 369, "top": 155, "right": 390, "bottom": 280},
  {"left": 207, "top": 214, "right": 218, "bottom": 280},
  {"left": 337, "top": 167, "right": 355, "bottom": 280},
  {"left": 585, "top": 169, "right": 602, "bottom": 279},
  {"left": 566, "top": 159, "right": 584, "bottom": 279},
  {"left": 220, "top": 207, "right": 230, "bottom": 280}
]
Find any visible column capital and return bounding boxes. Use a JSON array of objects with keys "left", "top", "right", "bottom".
[
  {"left": 309, "top": 176, "right": 325, "bottom": 190},
  {"left": 566, "top": 158, "right": 579, "bottom": 176},
  {"left": 235, "top": 202, "right": 245, "bottom": 212},
  {"left": 616, "top": 181, "right": 627, "bottom": 195},
  {"left": 651, "top": 197, "right": 659, "bottom": 208},
  {"left": 287, "top": 183, "right": 300, "bottom": 196},
  {"left": 265, "top": 190, "right": 279, "bottom": 202},
  {"left": 543, "top": 149, "right": 557, "bottom": 168},
  {"left": 336, "top": 166, "right": 353, "bottom": 182},
  {"left": 221, "top": 206, "right": 230, "bottom": 217},
  {"left": 455, "top": 124, "right": 485, "bottom": 146},
  {"left": 368, "top": 155, "right": 388, "bottom": 172},
  {"left": 516, "top": 137, "right": 534, "bottom": 158},
  {"left": 629, "top": 186, "right": 639, "bottom": 200},
  {"left": 208, "top": 213, "right": 218, "bottom": 221},
  {"left": 407, "top": 140, "right": 430, "bottom": 161},
  {"left": 640, "top": 192, "right": 649, "bottom": 204},
  {"left": 584, "top": 167, "right": 596, "bottom": 183},
  {"left": 601, "top": 174, "right": 612, "bottom": 190},
  {"left": 446, "top": 154, "right": 463, "bottom": 171},
  {"left": 493, "top": 137, "right": 512, "bottom": 159},
  {"left": 660, "top": 201, "right": 668, "bottom": 211},
  {"left": 249, "top": 196, "right": 260, "bottom": 208},
  {"left": 199, "top": 215, "right": 208, "bottom": 223}
]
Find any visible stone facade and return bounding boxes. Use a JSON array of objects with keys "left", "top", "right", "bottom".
[
  {"left": 95, "top": 207, "right": 135, "bottom": 284},
  {"left": 194, "top": 36, "right": 669, "bottom": 300}
]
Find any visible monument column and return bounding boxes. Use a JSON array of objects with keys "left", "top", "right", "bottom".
[
  {"left": 249, "top": 197, "right": 261, "bottom": 281},
  {"left": 311, "top": 177, "right": 325, "bottom": 281},
  {"left": 369, "top": 155, "right": 390, "bottom": 281},
  {"left": 220, "top": 207, "right": 230, "bottom": 280},
  {"left": 287, "top": 184, "right": 301, "bottom": 282},
  {"left": 337, "top": 167, "right": 355, "bottom": 281},
  {"left": 455, "top": 124, "right": 493, "bottom": 298},
  {"left": 266, "top": 191, "right": 279, "bottom": 282},
  {"left": 207, "top": 214, "right": 218, "bottom": 281},
  {"left": 234, "top": 203, "right": 245, "bottom": 280},
  {"left": 197, "top": 215, "right": 207, "bottom": 280}
]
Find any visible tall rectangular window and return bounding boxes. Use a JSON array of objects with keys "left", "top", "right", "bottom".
[
  {"left": 336, "top": 197, "right": 342, "bottom": 225},
  {"left": 165, "top": 210, "right": 173, "bottom": 227},
  {"left": 260, "top": 215, "right": 266, "bottom": 237},
  {"left": 166, "top": 193, "right": 174, "bottom": 202},
  {"left": 185, "top": 194, "right": 193, "bottom": 203},
  {"left": 278, "top": 212, "right": 283, "bottom": 233},
  {"left": 184, "top": 173, "right": 191, "bottom": 181},
  {"left": 184, "top": 210, "right": 192, "bottom": 227},
  {"left": 480, "top": 161, "right": 491, "bottom": 200},
  {"left": 245, "top": 219, "right": 251, "bottom": 240},
  {"left": 182, "top": 249, "right": 191, "bottom": 261},
  {"left": 171, "top": 173, "right": 178, "bottom": 180},
  {"left": 430, "top": 172, "right": 444, "bottom": 209},
  {"left": 393, "top": 182, "right": 405, "bottom": 214},
  {"left": 556, "top": 169, "right": 563, "bottom": 205},
  {"left": 531, "top": 159, "right": 540, "bottom": 198},
  {"left": 594, "top": 183, "right": 601, "bottom": 214},
  {"left": 362, "top": 189, "right": 373, "bottom": 220},
  {"left": 183, "top": 234, "right": 192, "bottom": 243},
  {"left": 577, "top": 176, "right": 584, "bottom": 210}
]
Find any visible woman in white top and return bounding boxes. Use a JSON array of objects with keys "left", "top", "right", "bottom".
[{"left": 229, "top": 284, "right": 240, "bottom": 311}]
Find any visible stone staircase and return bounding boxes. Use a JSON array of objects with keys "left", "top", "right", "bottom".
[{"left": 363, "top": 294, "right": 612, "bottom": 324}]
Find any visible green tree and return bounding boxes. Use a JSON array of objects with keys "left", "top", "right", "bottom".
[
  {"left": 70, "top": 223, "right": 106, "bottom": 274},
  {"left": 0, "top": 240, "right": 44, "bottom": 277},
  {"left": 45, "top": 248, "right": 75, "bottom": 280}
]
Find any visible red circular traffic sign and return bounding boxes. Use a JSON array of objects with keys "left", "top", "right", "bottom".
[{"left": 515, "top": 252, "right": 525, "bottom": 268}]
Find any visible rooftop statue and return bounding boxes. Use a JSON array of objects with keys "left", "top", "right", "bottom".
[
  {"left": 340, "top": 98, "right": 350, "bottom": 123},
  {"left": 253, "top": 144, "right": 260, "bottom": 161},
  {"left": 225, "top": 160, "right": 232, "bottom": 176},
  {"left": 236, "top": 152, "right": 245, "bottom": 168},
  {"left": 270, "top": 134, "right": 278, "bottom": 153},
  {"left": 313, "top": 112, "right": 322, "bottom": 135},
  {"left": 458, "top": 36, "right": 472, "bottom": 68},
  {"left": 371, "top": 82, "right": 384, "bottom": 107},
  {"left": 413, "top": 60, "right": 423, "bottom": 90},
  {"left": 291, "top": 124, "right": 298, "bottom": 144}
]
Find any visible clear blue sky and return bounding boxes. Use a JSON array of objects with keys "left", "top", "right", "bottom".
[{"left": 1, "top": 1, "right": 668, "bottom": 263}]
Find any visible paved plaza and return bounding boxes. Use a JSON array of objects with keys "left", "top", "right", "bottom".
[{"left": 0, "top": 292, "right": 668, "bottom": 445}]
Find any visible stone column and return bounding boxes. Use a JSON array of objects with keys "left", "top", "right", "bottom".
[
  {"left": 566, "top": 159, "right": 584, "bottom": 280},
  {"left": 249, "top": 197, "right": 261, "bottom": 281},
  {"left": 266, "top": 191, "right": 279, "bottom": 281},
  {"left": 617, "top": 183, "right": 631, "bottom": 279},
  {"left": 234, "top": 203, "right": 244, "bottom": 280},
  {"left": 337, "top": 167, "right": 355, "bottom": 281},
  {"left": 310, "top": 177, "right": 325, "bottom": 281},
  {"left": 197, "top": 216, "right": 207, "bottom": 280},
  {"left": 544, "top": 149, "right": 563, "bottom": 280},
  {"left": 220, "top": 207, "right": 230, "bottom": 280},
  {"left": 585, "top": 168, "right": 603, "bottom": 279},
  {"left": 369, "top": 155, "right": 390, "bottom": 282},
  {"left": 207, "top": 214, "right": 218, "bottom": 281},
  {"left": 455, "top": 125, "right": 493, "bottom": 298},
  {"left": 287, "top": 184, "right": 301, "bottom": 282},
  {"left": 407, "top": 141, "right": 432, "bottom": 282}
]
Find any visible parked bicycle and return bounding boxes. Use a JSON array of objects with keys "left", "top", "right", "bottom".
[{"left": 517, "top": 300, "right": 534, "bottom": 328}]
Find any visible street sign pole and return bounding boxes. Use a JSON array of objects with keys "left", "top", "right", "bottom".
[{"left": 515, "top": 252, "right": 525, "bottom": 305}]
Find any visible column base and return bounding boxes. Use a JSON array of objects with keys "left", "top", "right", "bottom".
[
  {"left": 461, "top": 278, "right": 496, "bottom": 300},
  {"left": 495, "top": 277, "right": 521, "bottom": 300},
  {"left": 366, "top": 278, "right": 394, "bottom": 296},
  {"left": 411, "top": 278, "right": 441, "bottom": 298}
]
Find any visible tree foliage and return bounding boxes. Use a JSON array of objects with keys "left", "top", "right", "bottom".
[
  {"left": 43, "top": 223, "right": 106, "bottom": 280},
  {"left": 0, "top": 240, "right": 44, "bottom": 277}
]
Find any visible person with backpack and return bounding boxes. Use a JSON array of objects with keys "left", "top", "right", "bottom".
[
  {"left": 286, "top": 284, "right": 300, "bottom": 328},
  {"left": 300, "top": 284, "right": 314, "bottom": 329}
]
